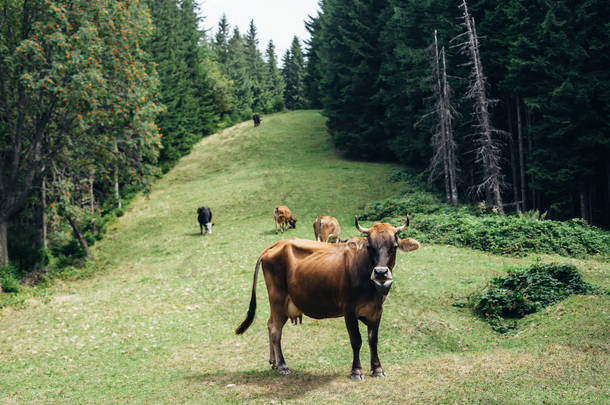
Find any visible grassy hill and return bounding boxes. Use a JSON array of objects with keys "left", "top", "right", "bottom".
[{"left": 1, "top": 111, "right": 608, "bottom": 403}]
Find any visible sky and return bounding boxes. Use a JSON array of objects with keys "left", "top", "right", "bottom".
[{"left": 197, "top": 0, "right": 321, "bottom": 60}]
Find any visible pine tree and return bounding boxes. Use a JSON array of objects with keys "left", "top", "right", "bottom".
[
  {"left": 144, "top": 0, "right": 220, "bottom": 168},
  {"left": 226, "top": 27, "right": 254, "bottom": 119},
  {"left": 214, "top": 14, "right": 231, "bottom": 67},
  {"left": 304, "top": 13, "right": 323, "bottom": 109},
  {"left": 282, "top": 36, "right": 306, "bottom": 110},
  {"left": 265, "top": 40, "right": 285, "bottom": 112},
  {"left": 244, "top": 20, "right": 272, "bottom": 114},
  {"left": 317, "top": 0, "right": 392, "bottom": 158}
]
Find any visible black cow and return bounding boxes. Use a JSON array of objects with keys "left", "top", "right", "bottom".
[
  {"left": 253, "top": 113, "right": 261, "bottom": 127},
  {"left": 197, "top": 206, "right": 214, "bottom": 235}
]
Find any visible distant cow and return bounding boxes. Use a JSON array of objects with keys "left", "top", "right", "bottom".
[
  {"left": 313, "top": 216, "right": 341, "bottom": 243},
  {"left": 236, "top": 216, "right": 420, "bottom": 379},
  {"left": 273, "top": 206, "right": 297, "bottom": 234},
  {"left": 253, "top": 113, "right": 261, "bottom": 127},
  {"left": 197, "top": 206, "right": 214, "bottom": 235}
]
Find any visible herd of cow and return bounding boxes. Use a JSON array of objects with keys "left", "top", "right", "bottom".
[{"left": 197, "top": 204, "right": 420, "bottom": 380}]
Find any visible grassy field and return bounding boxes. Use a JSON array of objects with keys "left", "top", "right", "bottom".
[{"left": 1, "top": 110, "right": 608, "bottom": 404}]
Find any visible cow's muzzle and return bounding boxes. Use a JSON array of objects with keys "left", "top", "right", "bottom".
[{"left": 371, "top": 267, "right": 393, "bottom": 295}]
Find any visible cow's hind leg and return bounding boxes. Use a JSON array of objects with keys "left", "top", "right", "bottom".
[
  {"left": 268, "top": 311, "right": 289, "bottom": 374},
  {"left": 267, "top": 318, "right": 275, "bottom": 366},
  {"left": 345, "top": 310, "right": 364, "bottom": 380}
]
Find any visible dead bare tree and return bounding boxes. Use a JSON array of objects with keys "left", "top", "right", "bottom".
[
  {"left": 515, "top": 97, "right": 527, "bottom": 211},
  {"left": 454, "top": 0, "right": 505, "bottom": 213},
  {"left": 428, "top": 30, "right": 459, "bottom": 206}
]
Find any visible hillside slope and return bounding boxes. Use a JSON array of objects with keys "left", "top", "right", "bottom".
[{"left": 1, "top": 111, "right": 608, "bottom": 403}]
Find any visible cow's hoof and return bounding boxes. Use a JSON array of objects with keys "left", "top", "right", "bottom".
[
  {"left": 350, "top": 370, "right": 365, "bottom": 381},
  {"left": 372, "top": 369, "right": 386, "bottom": 377},
  {"left": 276, "top": 366, "right": 291, "bottom": 375}
]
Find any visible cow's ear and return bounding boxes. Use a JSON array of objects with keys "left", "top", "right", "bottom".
[{"left": 398, "top": 237, "right": 420, "bottom": 252}]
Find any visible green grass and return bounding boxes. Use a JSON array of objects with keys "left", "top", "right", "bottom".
[{"left": 1, "top": 111, "right": 608, "bottom": 404}]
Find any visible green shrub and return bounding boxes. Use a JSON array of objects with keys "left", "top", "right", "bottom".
[
  {"left": 1, "top": 265, "right": 21, "bottom": 293},
  {"left": 469, "top": 263, "right": 601, "bottom": 332},
  {"left": 360, "top": 193, "right": 610, "bottom": 258}
]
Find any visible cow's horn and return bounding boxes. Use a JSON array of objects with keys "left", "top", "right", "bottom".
[
  {"left": 395, "top": 216, "right": 410, "bottom": 232},
  {"left": 355, "top": 216, "right": 370, "bottom": 234}
]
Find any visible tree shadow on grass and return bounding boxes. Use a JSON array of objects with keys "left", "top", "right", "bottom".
[{"left": 185, "top": 369, "right": 340, "bottom": 401}]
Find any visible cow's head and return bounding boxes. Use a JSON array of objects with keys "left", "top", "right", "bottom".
[
  {"left": 355, "top": 216, "right": 420, "bottom": 295},
  {"left": 205, "top": 222, "right": 214, "bottom": 234},
  {"left": 288, "top": 216, "right": 297, "bottom": 229}
]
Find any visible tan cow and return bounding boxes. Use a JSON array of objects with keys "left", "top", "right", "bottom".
[
  {"left": 236, "top": 216, "right": 420, "bottom": 379},
  {"left": 273, "top": 206, "right": 297, "bottom": 234},
  {"left": 313, "top": 216, "right": 341, "bottom": 243}
]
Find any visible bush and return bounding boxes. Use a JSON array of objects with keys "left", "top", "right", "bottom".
[
  {"left": 360, "top": 191, "right": 610, "bottom": 259},
  {"left": 469, "top": 263, "right": 601, "bottom": 332},
  {"left": 1, "top": 265, "right": 21, "bottom": 293}
]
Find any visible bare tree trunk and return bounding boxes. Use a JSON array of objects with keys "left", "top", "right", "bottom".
[
  {"left": 588, "top": 183, "right": 593, "bottom": 224},
  {"left": 507, "top": 103, "right": 519, "bottom": 212},
  {"left": 0, "top": 218, "right": 8, "bottom": 266},
  {"left": 113, "top": 141, "right": 122, "bottom": 209},
  {"left": 66, "top": 214, "right": 93, "bottom": 259},
  {"left": 516, "top": 97, "right": 526, "bottom": 211},
  {"left": 442, "top": 49, "right": 459, "bottom": 206},
  {"left": 42, "top": 176, "right": 48, "bottom": 249},
  {"left": 525, "top": 108, "right": 535, "bottom": 210},
  {"left": 606, "top": 162, "right": 610, "bottom": 205},
  {"left": 429, "top": 30, "right": 450, "bottom": 202},
  {"left": 89, "top": 169, "right": 95, "bottom": 214},
  {"left": 429, "top": 31, "right": 459, "bottom": 206},
  {"left": 114, "top": 169, "right": 121, "bottom": 209},
  {"left": 579, "top": 183, "right": 587, "bottom": 221}
]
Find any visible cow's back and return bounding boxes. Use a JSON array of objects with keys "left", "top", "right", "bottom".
[
  {"left": 274, "top": 206, "right": 291, "bottom": 219},
  {"left": 314, "top": 216, "right": 341, "bottom": 242}
]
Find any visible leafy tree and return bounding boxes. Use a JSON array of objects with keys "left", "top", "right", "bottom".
[{"left": 0, "top": 0, "right": 161, "bottom": 266}]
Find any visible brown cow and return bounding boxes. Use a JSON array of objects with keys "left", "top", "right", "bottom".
[
  {"left": 313, "top": 216, "right": 341, "bottom": 243},
  {"left": 236, "top": 216, "right": 420, "bottom": 379},
  {"left": 273, "top": 206, "right": 297, "bottom": 234}
]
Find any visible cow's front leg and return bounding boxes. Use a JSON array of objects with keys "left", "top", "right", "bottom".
[
  {"left": 200, "top": 222, "right": 203, "bottom": 235},
  {"left": 367, "top": 320, "right": 386, "bottom": 377},
  {"left": 345, "top": 310, "right": 364, "bottom": 380}
]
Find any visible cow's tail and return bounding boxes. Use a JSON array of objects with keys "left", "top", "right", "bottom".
[{"left": 235, "top": 256, "right": 262, "bottom": 334}]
